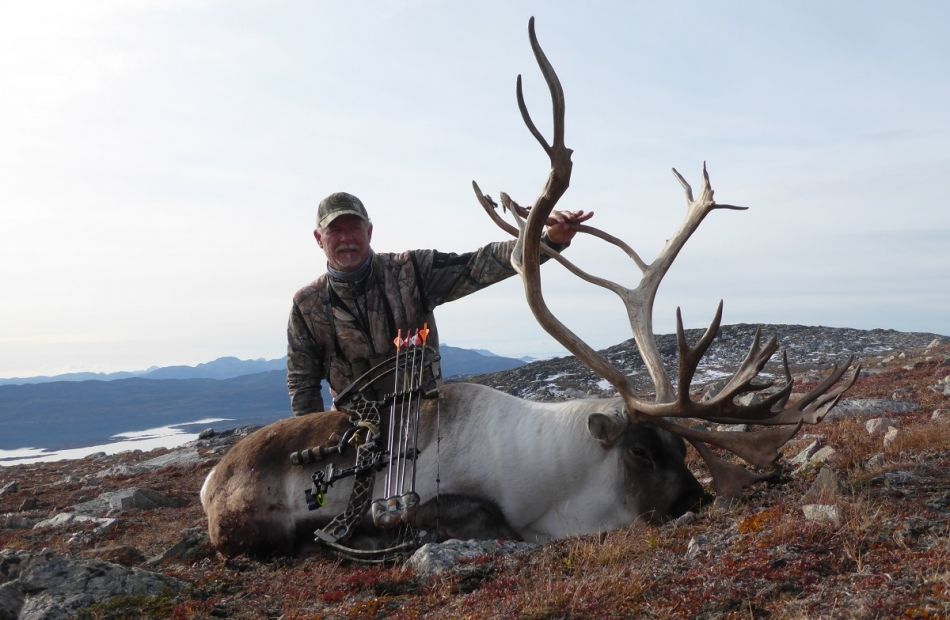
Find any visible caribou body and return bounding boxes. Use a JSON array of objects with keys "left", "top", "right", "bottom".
[
  {"left": 200, "top": 382, "right": 703, "bottom": 557},
  {"left": 201, "top": 17, "right": 857, "bottom": 557}
]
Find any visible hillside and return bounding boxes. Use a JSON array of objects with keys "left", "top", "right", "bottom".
[{"left": 0, "top": 327, "right": 947, "bottom": 618}]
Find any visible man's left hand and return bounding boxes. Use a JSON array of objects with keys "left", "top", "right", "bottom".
[{"left": 545, "top": 210, "right": 594, "bottom": 246}]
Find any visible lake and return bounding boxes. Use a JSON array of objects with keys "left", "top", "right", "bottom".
[{"left": 0, "top": 417, "right": 232, "bottom": 467}]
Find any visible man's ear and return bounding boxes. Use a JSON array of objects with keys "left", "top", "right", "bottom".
[
  {"left": 313, "top": 229, "right": 324, "bottom": 248},
  {"left": 588, "top": 412, "right": 627, "bottom": 447},
  {"left": 366, "top": 223, "right": 373, "bottom": 242}
]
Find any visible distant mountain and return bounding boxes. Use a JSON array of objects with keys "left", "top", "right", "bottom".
[
  {"left": 0, "top": 356, "right": 285, "bottom": 386},
  {"left": 439, "top": 346, "right": 526, "bottom": 378},
  {"left": 0, "top": 347, "right": 524, "bottom": 387}
]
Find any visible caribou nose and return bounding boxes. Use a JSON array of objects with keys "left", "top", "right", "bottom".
[{"left": 670, "top": 474, "right": 707, "bottom": 518}]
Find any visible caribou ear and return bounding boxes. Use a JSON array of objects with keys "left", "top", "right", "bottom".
[{"left": 588, "top": 413, "right": 628, "bottom": 446}]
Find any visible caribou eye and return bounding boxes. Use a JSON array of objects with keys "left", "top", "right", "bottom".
[{"left": 629, "top": 446, "right": 653, "bottom": 467}]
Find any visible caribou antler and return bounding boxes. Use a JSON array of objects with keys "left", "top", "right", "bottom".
[{"left": 474, "top": 17, "right": 860, "bottom": 497}]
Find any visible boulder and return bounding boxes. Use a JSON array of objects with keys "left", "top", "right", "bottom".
[
  {"left": 883, "top": 427, "right": 900, "bottom": 449},
  {"left": 825, "top": 399, "right": 918, "bottom": 420},
  {"left": 0, "top": 548, "right": 183, "bottom": 620},
  {"left": 865, "top": 417, "right": 896, "bottom": 435},
  {"left": 405, "top": 539, "right": 537, "bottom": 580},
  {"left": 802, "top": 504, "right": 841, "bottom": 527},
  {"left": 801, "top": 467, "right": 840, "bottom": 505}
]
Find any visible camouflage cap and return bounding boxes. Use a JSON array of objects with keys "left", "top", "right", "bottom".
[{"left": 316, "top": 192, "right": 370, "bottom": 230}]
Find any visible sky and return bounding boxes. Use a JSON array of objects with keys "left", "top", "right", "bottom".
[{"left": 1, "top": 1, "right": 948, "bottom": 378}]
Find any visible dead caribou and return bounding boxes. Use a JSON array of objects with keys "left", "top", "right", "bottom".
[{"left": 200, "top": 18, "right": 858, "bottom": 558}]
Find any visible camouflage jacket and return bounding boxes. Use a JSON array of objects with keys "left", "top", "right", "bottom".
[{"left": 287, "top": 240, "right": 529, "bottom": 415}]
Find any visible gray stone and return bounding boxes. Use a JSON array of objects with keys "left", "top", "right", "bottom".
[
  {"left": 107, "top": 488, "right": 184, "bottom": 512},
  {"left": 865, "top": 417, "right": 895, "bottom": 435},
  {"left": 139, "top": 448, "right": 202, "bottom": 470},
  {"left": 33, "top": 512, "right": 116, "bottom": 534},
  {"left": 825, "top": 399, "right": 918, "bottom": 420},
  {"left": 0, "top": 481, "right": 17, "bottom": 496},
  {"left": 933, "top": 409, "right": 947, "bottom": 422},
  {"left": 802, "top": 504, "right": 841, "bottom": 527},
  {"left": 197, "top": 428, "right": 216, "bottom": 440},
  {"left": 0, "top": 548, "right": 183, "bottom": 620},
  {"left": 801, "top": 467, "right": 840, "bottom": 505},
  {"left": 865, "top": 453, "right": 886, "bottom": 469},
  {"left": 672, "top": 511, "right": 698, "bottom": 527},
  {"left": 147, "top": 527, "right": 211, "bottom": 566},
  {"left": 883, "top": 470, "right": 919, "bottom": 486},
  {"left": 883, "top": 427, "right": 900, "bottom": 449},
  {"left": 715, "top": 423, "right": 749, "bottom": 433},
  {"left": 0, "top": 582, "right": 25, "bottom": 620},
  {"left": 0, "top": 513, "right": 37, "bottom": 529},
  {"left": 790, "top": 440, "right": 822, "bottom": 466},
  {"left": 809, "top": 446, "right": 837, "bottom": 465},
  {"left": 685, "top": 534, "right": 709, "bottom": 560},
  {"left": 94, "top": 447, "right": 203, "bottom": 479},
  {"left": 405, "top": 539, "right": 537, "bottom": 580}
]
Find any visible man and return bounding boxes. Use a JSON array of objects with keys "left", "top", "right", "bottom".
[{"left": 286, "top": 191, "right": 591, "bottom": 415}]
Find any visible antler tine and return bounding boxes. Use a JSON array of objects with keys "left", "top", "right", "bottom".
[
  {"left": 657, "top": 418, "right": 802, "bottom": 469},
  {"left": 503, "top": 193, "right": 649, "bottom": 271},
  {"left": 795, "top": 355, "right": 857, "bottom": 410},
  {"left": 675, "top": 301, "right": 724, "bottom": 406},
  {"left": 689, "top": 439, "right": 771, "bottom": 499},
  {"left": 472, "top": 181, "right": 520, "bottom": 238},
  {"left": 507, "top": 17, "right": 636, "bottom": 399}
]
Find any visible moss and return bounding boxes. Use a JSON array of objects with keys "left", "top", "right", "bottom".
[{"left": 75, "top": 591, "right": 176, "bottom": 620}]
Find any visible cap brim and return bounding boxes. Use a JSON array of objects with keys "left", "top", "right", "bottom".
[{"left": 317, "top": 209, "right": 369, "bottom": 230}]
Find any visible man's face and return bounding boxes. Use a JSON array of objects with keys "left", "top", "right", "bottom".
[{"left": 314, "top": 215, "right": 373, "bottom": 272}]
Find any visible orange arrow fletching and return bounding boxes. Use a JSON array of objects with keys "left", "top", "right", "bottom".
[{"left": 393, "top": 329, "right": 404, "bottom": 349}]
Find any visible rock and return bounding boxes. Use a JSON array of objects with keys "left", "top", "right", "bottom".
[
  {"left": 933, "top": 409, "right": 947, "bottom": 422},
  {"left": 801, "top": 467, "right": 840, "bottom": 504},
  {"left": 139, "top": 448, "right": 202, "bottom": 470},
  {"left": 0, "top": 582, "right": 25, "bottom": 620},
  {"left": 790, "top": 440, "right": 822, "bottom": 466},
  {"left": 405, "top": 539, "right": 537, "bottom": 580},
  {"left": 865, "top": 453, "right": 886, "bottom": 469},
  {"left": 672, "top": 511, "right": 698, "bottom": 527},
  {"left": 890, "top": 386, "right": 913, "bottom": 400},
  {"left": 0, "top": 513, "right": 37, "bottom": 529},
  {"left": 802, "top": 504, "right": 841, "bottom": 527},
  {"left": 865, "top": 418, "right": 895, "bottom": 435},
  {"left": 147, "top": 527, "right": 212, "bottom": 566},
  {"left": 826, "top": 399, "right": 918, "bottom": 420},
  {"left": 94, "top": 447, "right": 203, "bottom": 479},
  {"left": 883, "top": 427, "right": 900, "bottom": 449},
  {"left": 926, "top": 338, "right": 942, "bottom": 350},
  {"left": 198, "top": 428, "right": 216, "bottom": 440},
  {"left": 106, "top": 488, "right": 184, "bottom": 512},
  {"left": 882, "top": 470, "right": 919, "bottom": 486},
  {"left": 33, "top": 512, "right": 117, "bottom": 534},
  {"left": 0, "top": 481, "right": 17, "bottom": 496},
  {"left": 0, "top": 548, "right": 184, "bottom": 619},
  {"left": 809, "top": 446, "right": 837, "bottom": 465},
  {"left": 685, "top": 534, "right": 709, "bottom": 560}
]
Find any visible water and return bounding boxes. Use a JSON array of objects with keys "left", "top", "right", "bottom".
[{"left": 0, "top": 417, "right": 231, "bottom": 467}]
